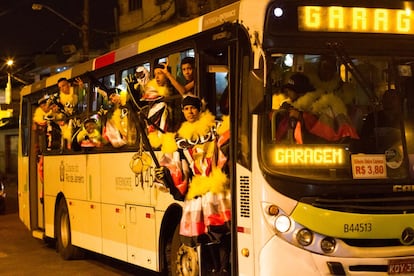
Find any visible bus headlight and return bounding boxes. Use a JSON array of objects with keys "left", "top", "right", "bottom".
[
  {"left": 321, "top": 237, "right": 336, "bottom": 253},
  {"left": 274, "top": 215, "right": 291, "bottom": 233},
  {"left": 297, "top": 228, "right": 313, "bottom": 246}
]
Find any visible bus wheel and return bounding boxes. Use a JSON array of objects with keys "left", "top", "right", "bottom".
[
  {"left": 56, "top": 198, "right": 83, "bottom": 260},
  {"left": 170, "top": 225, "right": 199, "bottom": 276}
]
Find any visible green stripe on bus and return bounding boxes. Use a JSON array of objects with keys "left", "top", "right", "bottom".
[{"left": 291, "top": 202, "right": 414, "bottom": 239}]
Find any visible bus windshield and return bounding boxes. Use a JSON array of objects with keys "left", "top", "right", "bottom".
[{"left": 261, "top": 52, "right": 414, "bottom": 182}]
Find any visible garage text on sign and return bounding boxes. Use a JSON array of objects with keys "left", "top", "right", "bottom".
[
  {"left": 274, "top": 147, "right": 344, "bottom": 166},
  {"left": 299, "top": 6, "right": 414, "bottom": 34}
]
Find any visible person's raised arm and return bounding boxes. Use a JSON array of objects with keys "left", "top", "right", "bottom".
[{"left": 161, "top": 59, "right": 187, "bottom": 96}]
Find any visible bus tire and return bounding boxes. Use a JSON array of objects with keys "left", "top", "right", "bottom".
[
  {"left": 56, "top": 198, "right": 84, "bottom": 260},
  {"left": 170, "top": 225, "right": 199, "bottom": 276}
]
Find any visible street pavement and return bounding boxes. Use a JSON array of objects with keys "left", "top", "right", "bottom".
[{"left": 0, "top": 176, "right": 155, "bottom": 276}]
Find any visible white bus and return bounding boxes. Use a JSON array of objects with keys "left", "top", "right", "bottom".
[{"left": 18, "top": 0, "right": 414, "bottom": 275}]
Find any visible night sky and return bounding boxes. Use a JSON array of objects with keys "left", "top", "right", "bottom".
[{"left": 0, "top": 0, "right": 117, "bottom": 74}]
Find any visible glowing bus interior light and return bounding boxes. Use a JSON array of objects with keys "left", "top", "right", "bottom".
[
  {"left": 273, "top": 147, "right": 345, "bottom": 166},
  {"left": 298, "top": 6, "right": 414, "bottom": 34},
  {"left": 283, "top": 54, "right": 293, "bottom": 67},
  {"left": 273, "top": 7, "right": 283, "bottom": 17}
]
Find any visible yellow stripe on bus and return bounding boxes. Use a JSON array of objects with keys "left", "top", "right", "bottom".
[
  {"left": 291, "top": 202, "right": 414, "bottom": 239},
  {"left": 137, "top": 2, "right": 240, "bottom": 53},
  {"left": 138, "top": 18, "right": 201, "bottom": 53},
  {"left": 45, "top": 69, "right": 74, "bottom": 88}
]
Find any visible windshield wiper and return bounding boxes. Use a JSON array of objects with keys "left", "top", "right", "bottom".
[{"left": 327, "top": 42, "right": 379, "bottom": 104}]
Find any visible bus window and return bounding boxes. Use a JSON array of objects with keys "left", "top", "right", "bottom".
[
  {"left": 102, "top": 74, "right": 116, "bottom": 89},
  {"left": 121, "top": 62, "right": 150, "bottom": 103},
  {"left": 154, "top": 50, "right": 195, "bottom": 97},
  {"left": 89, "top": 74, "right": 115, "bottom": 114},
  {"left": 206, "top": 65, "right": 228, "bottom": 118},
  {"left": 74, "top": 80, "right": 88, "bottom": 114},
  {"left": 265, "top": 54, "right": 409, "bottom": 180},
  {"left": 199, "top": 46, "right": 229, "bottom": 117},
  {"left": 146, "top": 52, "right": 196, "bottom": 132},
  {"left": 172, "top": 49, "right": 195, "bottom": 95},
  {"left": 104, "top": 92, "right": 138, "bottom": 148},
  {"left": 90, "top": 85, "right": 106, "bottom": 115}
]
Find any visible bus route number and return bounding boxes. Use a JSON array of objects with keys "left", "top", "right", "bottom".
[{"left": 344, "top": 223, "right": 372, "bottom": 233}]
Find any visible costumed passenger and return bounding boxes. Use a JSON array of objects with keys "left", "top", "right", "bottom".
[
  {"left": 77, "top": 118, "right": 102, "bottom": 148},
  {"left": 32, "top": 95, "right": 60, "bottom": 151},
  {"left": 157, "top": 95, "right": 231, "bottom": 273},
  {"left": 276, "top": 73, "right": 359, "bottom": 143},
  {"left": 153, "top": 63, "right": 174, "bottom": 96},
  {"left": 141, "top": 79, "right": 172, "bottom": 148},
  {"left": 307, "top": 55, "right": 354, "bottom": 98},
  {"left": 57, "top": 77, "right": 81, "bottom": 115},
  {"left": 56, "top": 77, "right": 83, "bottom": 150},
  {"left": 102, "top": 88, "right": 132, "bottom": 148},
  {"left": 124, "top": 66, "right": 150, "bottom": 104},
  {"left": 33, "top": 95, "right": 52, "bottom": 128},
  {"left": 162, "top": 57, "right": 195, "bottom": 96},
  {"left": 134, "top": 66, "right": 150, "bottom": 96}
]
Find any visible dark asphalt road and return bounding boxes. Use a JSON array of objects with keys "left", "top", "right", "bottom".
[{"left": 0, "top": 177, "right": 156, "bottom": 276}]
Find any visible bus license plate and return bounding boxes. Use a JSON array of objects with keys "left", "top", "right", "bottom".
[{"left": 388, "top": 258, "right": 414, "bottom": 274}]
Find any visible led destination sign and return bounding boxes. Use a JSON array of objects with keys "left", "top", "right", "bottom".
[
  {"left": 298, "top": 6, "right": 414, "bottom": 34},
  {"left": 273, "top": 146, "right": 345, "bottom": 167}
]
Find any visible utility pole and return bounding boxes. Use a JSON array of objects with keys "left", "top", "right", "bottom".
[{"left": 81, "top": 0, "right": 90, "bottom": 61}]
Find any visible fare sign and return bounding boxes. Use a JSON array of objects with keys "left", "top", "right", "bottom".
[{"left": 351, "top": 154, "right": 387, "bottom": 179}]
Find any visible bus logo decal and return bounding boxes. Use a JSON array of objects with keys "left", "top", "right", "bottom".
[
  {"left": 401, "top": 227, "right": 414, "bottom": 245},
  {"left": 393, "top": 185, "right": 414, "bottom": 192}
]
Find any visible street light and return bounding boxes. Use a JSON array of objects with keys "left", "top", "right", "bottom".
[{"left": 32, "top": 2, "right": 89, "bottom": 61}]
